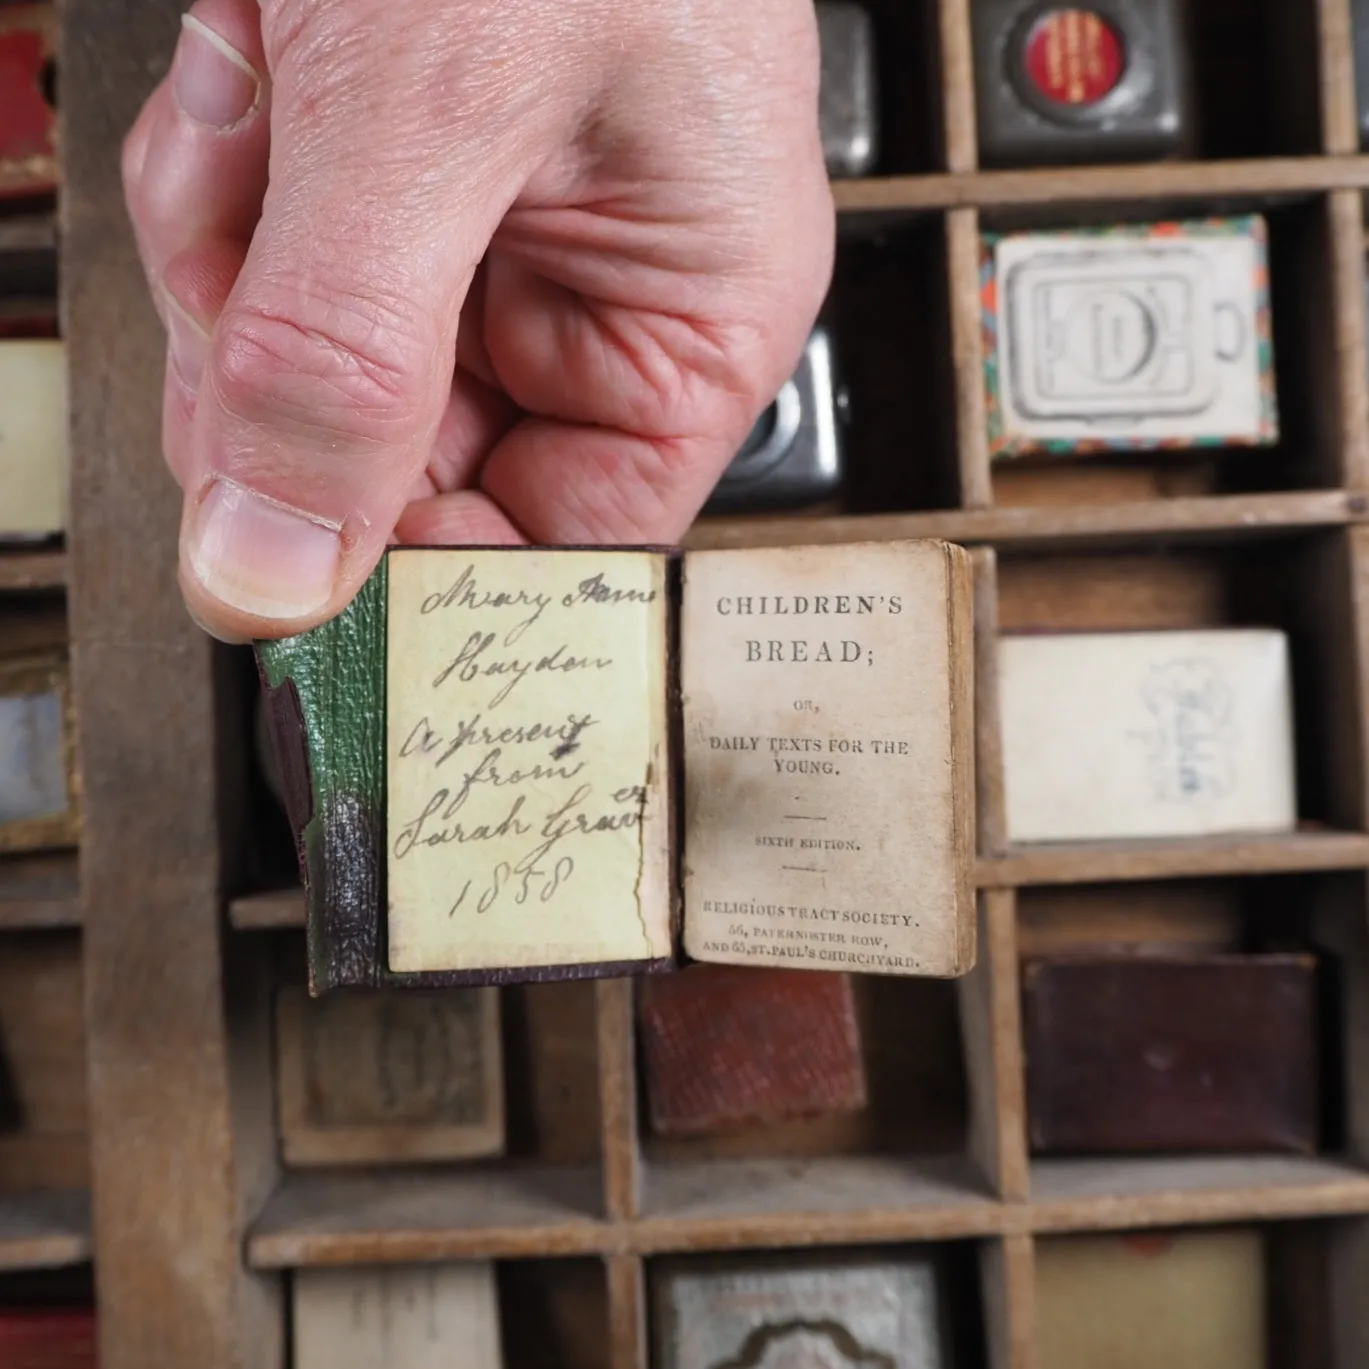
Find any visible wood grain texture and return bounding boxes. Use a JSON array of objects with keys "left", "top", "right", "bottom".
[
  {"left": 1027, "top": 1154, "right": 1369, "bottom": 1232},
  {"left": 606, "top": 1255, "right": 648, "bottom": 1369},
  {"left": 247, "top": 1165, "right": 606, "bottom": 1267},
  {"left": 978, "top": 830, "right": 1369, "bottom": 887},
  {"left": 971, "top": 548, "right": 1005, "bottom": 855},
  {"left": 830, "top": 155, "right": 1369, "bottom": 215},
  {"left": 686, "top": 489, "right": 1359, "bottom": 553},
  {"left": 1328, "top": 191, "right": 1369, "bottom": 488},
  {"left": 243, "top": 1150, "right": 1369, "bottom": 1268},
  {"left": 936, "top": 0, "right": 977, "bottom": 173},
  {"left": 947, "top": 208, "right": 992, "bottom": 508},
  {"left": 1318, "top": 0, "right": 1360, "bottom": 153},
  {"left": 958, "top": 891, "right": 1029, "bottom": 1201},
  {"left": 60, "top": 0, "right": 283, "bottom": 1361},
  {"left": 636, "top": 1153, "right": 1001, "bottom": 1249},
  {"left": 981, "top": 1235, "right": 1036, "bottom": 1369},
  {"left": 597, "top": 977, "right": 641, "bottom": 1221}
]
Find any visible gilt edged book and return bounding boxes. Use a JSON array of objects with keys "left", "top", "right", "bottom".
[{"left": 256, "top": 540, "right": 974, "bottom": 991}]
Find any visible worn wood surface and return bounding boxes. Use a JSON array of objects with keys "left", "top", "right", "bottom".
[
  {"left": 48, "top": 1, "right": 1369, "bottom": 1363},
  {"left": 831, "top": 154, "right": 1369, "bottom": 215},
  {"left": 947, "top": 208, "right": 991, "bottom": 508},
  {"left": 958, "top": 891, "right": 1028, "bottom": 1201},
  {"left": 597, "top": 978, "right": 640, "bottom": 1222},
  {"left": 60, "top": 0, "right": 282, "bottom": 1363},
  {"left": 982, "top": 1235, "right": 1037, "bottom": 1369},
  {"left": 685, "top": 490, "right": 1360, "bottom": 551}
]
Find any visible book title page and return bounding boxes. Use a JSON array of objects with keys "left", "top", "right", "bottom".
[
  {"left": 681, "top": 541, "right": 972, "bottom": 976},
  {"left": 385, "top": 549, "right": 673, "bottom": 973}
]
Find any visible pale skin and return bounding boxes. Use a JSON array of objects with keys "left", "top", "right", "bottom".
[{"left": 121, "top": 0, "right": 835, "bottom": 642}]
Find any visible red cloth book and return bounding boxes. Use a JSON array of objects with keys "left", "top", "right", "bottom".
[
  {"left": 0, "top": 5, "right": 58, "bottom": 200},
  {"left": 639, "top": 966, "right": 867, "bottom": 1136},
  {"left": 0, "top": 1309, "right": 98, "bottom": 1369}
]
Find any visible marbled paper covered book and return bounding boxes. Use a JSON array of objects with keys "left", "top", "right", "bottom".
[{"left": 256, "top": 541, "right": 974, "bottom": 991}]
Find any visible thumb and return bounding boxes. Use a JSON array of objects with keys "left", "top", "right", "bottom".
[{"left": 176, "top": 4, "right": 550, "bottom": 640}]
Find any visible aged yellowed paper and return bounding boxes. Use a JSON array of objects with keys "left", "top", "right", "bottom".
[
  {"left": 386, "top": 549, "right": 672, "bottom": 972},
  {"left": 680, "top": 540, "right": 973, "bottom": 977}
]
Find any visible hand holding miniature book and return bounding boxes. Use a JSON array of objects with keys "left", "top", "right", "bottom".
[{"left": 257, "top": 539, "right": 975, "bottom": 990}]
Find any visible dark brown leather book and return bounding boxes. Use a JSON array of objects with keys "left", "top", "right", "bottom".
[
  {"left": 1023, "top": 953, "right": 1319, "bottom": 1154},
  {"left": 639, "top": 966, "right": 867, "bottom": 1136}
]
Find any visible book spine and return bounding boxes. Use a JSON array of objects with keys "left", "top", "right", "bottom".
[{"left": 255, "top": 557, "right": 388, "bottom": 992}]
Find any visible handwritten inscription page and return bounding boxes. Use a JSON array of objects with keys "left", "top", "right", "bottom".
[
  {"left": 680, "top": 540, "right": 974, "bottom": 977},
  {"left": 1000, "top": 629, "right": 1296, "bottom": 843},
  {"left": 386, "top": 549, "right": 673, "bottom": 973}
]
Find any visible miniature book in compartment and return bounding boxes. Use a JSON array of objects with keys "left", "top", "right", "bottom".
[
  {"left": 256, "top": 540, "right": 975, "bottom": 992},
  {"left": 653, "top": 1252, "right": 948, "bottom": 1369},
  {"left": 275, "top": 985, "right": 504, "bottom": 1166},
  {"left": 294, "top": 1263, "right": 502, "bottom": 1369},
  {"left": 982, "top": 216, "right": 1278, "bottom": 458}
]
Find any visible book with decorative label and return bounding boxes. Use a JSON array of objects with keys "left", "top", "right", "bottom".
[
  {"left": 653, "top": 1253, "right": 947, "bottom": 1369},
  {"left": 275, "top": 985, "right": 504, "bottom": 1165},
  {"left": 999, "top": 628, "right": 1296, "bottom": 843},
  {"left": 983, "top": 217, "right": 1277, "bottom": 457},
  {"left": 256, "top": 541, "right": 975, "bottom": 991}
]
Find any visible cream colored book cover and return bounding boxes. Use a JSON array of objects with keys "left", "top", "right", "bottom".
[
  {"left": 385, "top": 549, "right": 673, "bottom": 974},
  {"left": 1035, "top": 1229, "right": 1265, "bottom": 1369},
  {"left": 0, "top": 340, "right": 66, "bottom": 539},
  {"left": 680, "top": 540, "right": 975, "bottom": 977},
  {"left": 294, "top": 1263, "right": 502, "bottom": 1369},
  {"left": 1000, "top": 629, "right": 1296, "bottom": 844}
]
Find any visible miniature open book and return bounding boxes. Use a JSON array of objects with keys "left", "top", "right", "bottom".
[{"left": 256, "top": 540, "right": 974, "bottom": 991}]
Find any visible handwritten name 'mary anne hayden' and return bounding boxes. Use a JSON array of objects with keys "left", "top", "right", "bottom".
[{"left": 385, "top": 550, "right": 675, "bottom": 975}]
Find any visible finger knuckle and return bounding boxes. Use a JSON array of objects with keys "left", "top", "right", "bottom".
[{"left": 213, "top": 278, "right": 435, "bottom": 444}]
